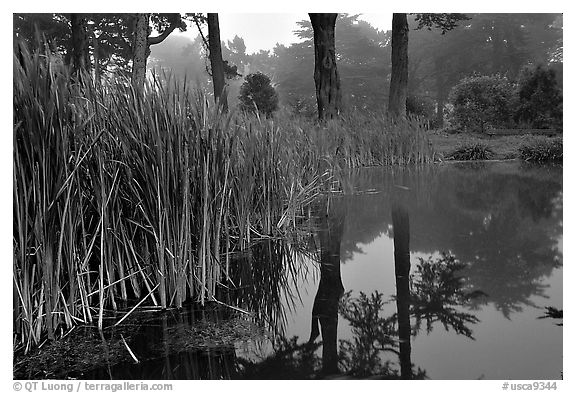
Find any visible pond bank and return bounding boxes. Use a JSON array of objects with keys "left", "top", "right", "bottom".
[{"left": 428, "top": 130, "right": 562, "bottom": 160}]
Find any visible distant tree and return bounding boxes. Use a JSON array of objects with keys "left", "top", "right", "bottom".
[
  {"left": 238, "top": 72, "right": 279, "bottom": 117},
  {"left": 225, "top": 35, "right": 248, "bottom": 71},
  {"left": 309, "top": 13, "right": 341, "bottom": 120},
  {"left": 514, "top": 65, "right": 562, "bottom": 129},
  {"left": 148, "top": 34, "right": 210, "bottom": 87}
]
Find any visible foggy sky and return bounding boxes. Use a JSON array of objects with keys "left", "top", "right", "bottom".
[{"left": 173, "top": 13, "right": 393, "bottom": 54}]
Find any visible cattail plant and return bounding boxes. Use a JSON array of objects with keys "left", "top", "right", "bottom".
[{"left": 13, "top": 40, "right": 436, "bottom": 353}]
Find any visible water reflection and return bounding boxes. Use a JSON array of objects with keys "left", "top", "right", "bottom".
[
  {"left": 337, "top": 202, "right": 482, "bottom": 379},
  {"left": 392, "top": 202, "right": 412, "bottom": 379},
  {"left": 16, "top": 162, "right": 562, "bottom": 380},
  {"left": 339, "top": 162, "right": 562, "bottom": 317},
  {"left": 307, "top": 197, "right": 346, "bottom": 375}
]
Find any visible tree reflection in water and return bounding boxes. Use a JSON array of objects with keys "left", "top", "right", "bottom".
[
  {"left": 337, "top": 204, "right": 483, "bottom": 379},
  {"left": 339, "top": 162, "right": 562, "bottom": 318}
]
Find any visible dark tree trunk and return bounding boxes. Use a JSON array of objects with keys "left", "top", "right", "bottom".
[
  {"left": 392, "top": 203, "right": 412, "bottom": 379},
  {"left": 389, "top": 13, "right": 409, "bottom": 119},
  {"left": 207, "top": 13, "right": 228, "bottom": 111},
  {"left": 70, "top": 13, "right": 90, "bottom": 73},
  {"left": 131, "top": 13, "right": 149, "bottom": 90},
  {"left": 309, "top": 13, "right": 341, "bottom": 120},
  {"left": 309, "top": 198, "right": 345, "bottom": 376}
]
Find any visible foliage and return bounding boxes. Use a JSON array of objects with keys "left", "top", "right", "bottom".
[
  {"left": 338, "top": 291, "right": 399, "bottom": 378},
  {"left": 410, "top": 253, "right": 484, "bottom": 338},
  {"left": 537, "top": 306, "right": 563, "bottom": 326},
  {"left": 449, "top": 74, "right": 515, "bottom": 132},
  {"left": 408, "top": 14, "right": 562, "bottom": 127},
  {"left": 413, "top": 13, "right": 471, "bottom": 34},
  {"left": 445, "top": 142, "right": 494, "bottom": 160},
  {"left": 406, "top": 94, "right": 435, "bottom": 120},
  {"left": 238, "top": 72, "right": 279, "bottom": 117},
  {"left": 518, "top": 137, "right": 562, "bottom": 163},
  {"left": 514, "top": 65, "right": 563, "bottom": 129}
]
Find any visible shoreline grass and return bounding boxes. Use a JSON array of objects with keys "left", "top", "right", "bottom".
[{"left": 13, "top": 42, "right": 435, "bottom": 352}]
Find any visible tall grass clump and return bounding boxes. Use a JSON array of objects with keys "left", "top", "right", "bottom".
[
  {"left": 13, "top": 41, "right": 437, "bottom": 353},
  {"left": 309, "top": 112, "right": 436, "bottom": 169},
  {"left": 518, "top": 136, "right": 563, "bottom": 163},
  {"left": 445, "top": 143, "right": 494, "bottom": 161},
  {"left": 13, "top": 43, "right": 324, "bottom": 352}
]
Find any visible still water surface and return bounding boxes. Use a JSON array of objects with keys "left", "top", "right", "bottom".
[{"left": 43, "top": 161, "right": 563, "bottom": 380}]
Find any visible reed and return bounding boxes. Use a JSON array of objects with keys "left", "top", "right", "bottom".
[{"left": 13, "top": 42, "right": 436, "bottom": 352}]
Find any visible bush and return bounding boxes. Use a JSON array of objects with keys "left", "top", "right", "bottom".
[
  {"left": 407, "top": 94, "right": 435, "bottom": 121},
  {"left": 445, "top": 143, "right": 494, "bottom": 161},
  {"left": 514, "top": 65, "right": 562, "bottom": 130},
  {"left": 518, "top": 137, "right": 562, "bottom": 163},
  {"left": 449, "top": 74, "right": 514, "bottom": 133},
  {"left": 238, "top": 72, "right": 279, "bottom": 117}
]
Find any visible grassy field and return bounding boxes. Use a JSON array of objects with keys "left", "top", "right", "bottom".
[{"left": 428, "top": 129, "right": 561, "bottom": 160}]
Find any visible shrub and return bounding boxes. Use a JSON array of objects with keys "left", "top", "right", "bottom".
[
  {"left": 449, "top": 74, "right": 514, "bottom": 133},
  {"left": 407, "top": 94, "right": 435, "bottom": 121},
  {"left": 514, "top": 65, "right": 563, "bottom": 129},
  {"left": 238, "top": 72, "right": 279, "bottom": 117},
  {"left": 445, "top": 143, "right": 494, "bottom": 161},
  {"left": 518, "top": 137, "right": 562, "bottom": 163}
]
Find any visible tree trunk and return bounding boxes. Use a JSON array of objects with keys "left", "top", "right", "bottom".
[
  {"left": 392, "top": 203, "right": 412, "bottom": 379},
  {"left": 388, "top": 13, "right": 409, "bottom": 119},
  {"left": 207, "top": 13, "right": 228, "bottom": 111},
  {"left": 131, "top": 13, "right": 149, "bottom": 90},
  {"left": 70, "top": 13, "right": 90, "bottom": 73},
  {"left": 309, "top": 13, "right": 341, "bottom": 120}
]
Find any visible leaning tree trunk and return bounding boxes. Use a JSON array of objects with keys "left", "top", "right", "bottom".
[
  {"left": 388, "top": 13, "right": 409, "bottom": 119},
  {"left": 309, "top": 13, "right": 341, "bottom": 120},
  {"left": 70, "top": 13, "right": 90, "bottom": 74},
  {"left": 131, "top": 13, "right": 149, "bottom": 90},
  {"left": 207, "top": 13, "right": 228, "bottom": 111}
]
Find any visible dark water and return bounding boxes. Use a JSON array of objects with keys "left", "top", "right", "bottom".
[{"left": 21, "top": 161, "right": 562, "bottom": 380}]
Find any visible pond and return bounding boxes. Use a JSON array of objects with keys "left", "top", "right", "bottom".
[{"left": 15, "top": 161, "right": 562, "bottom": 380}]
